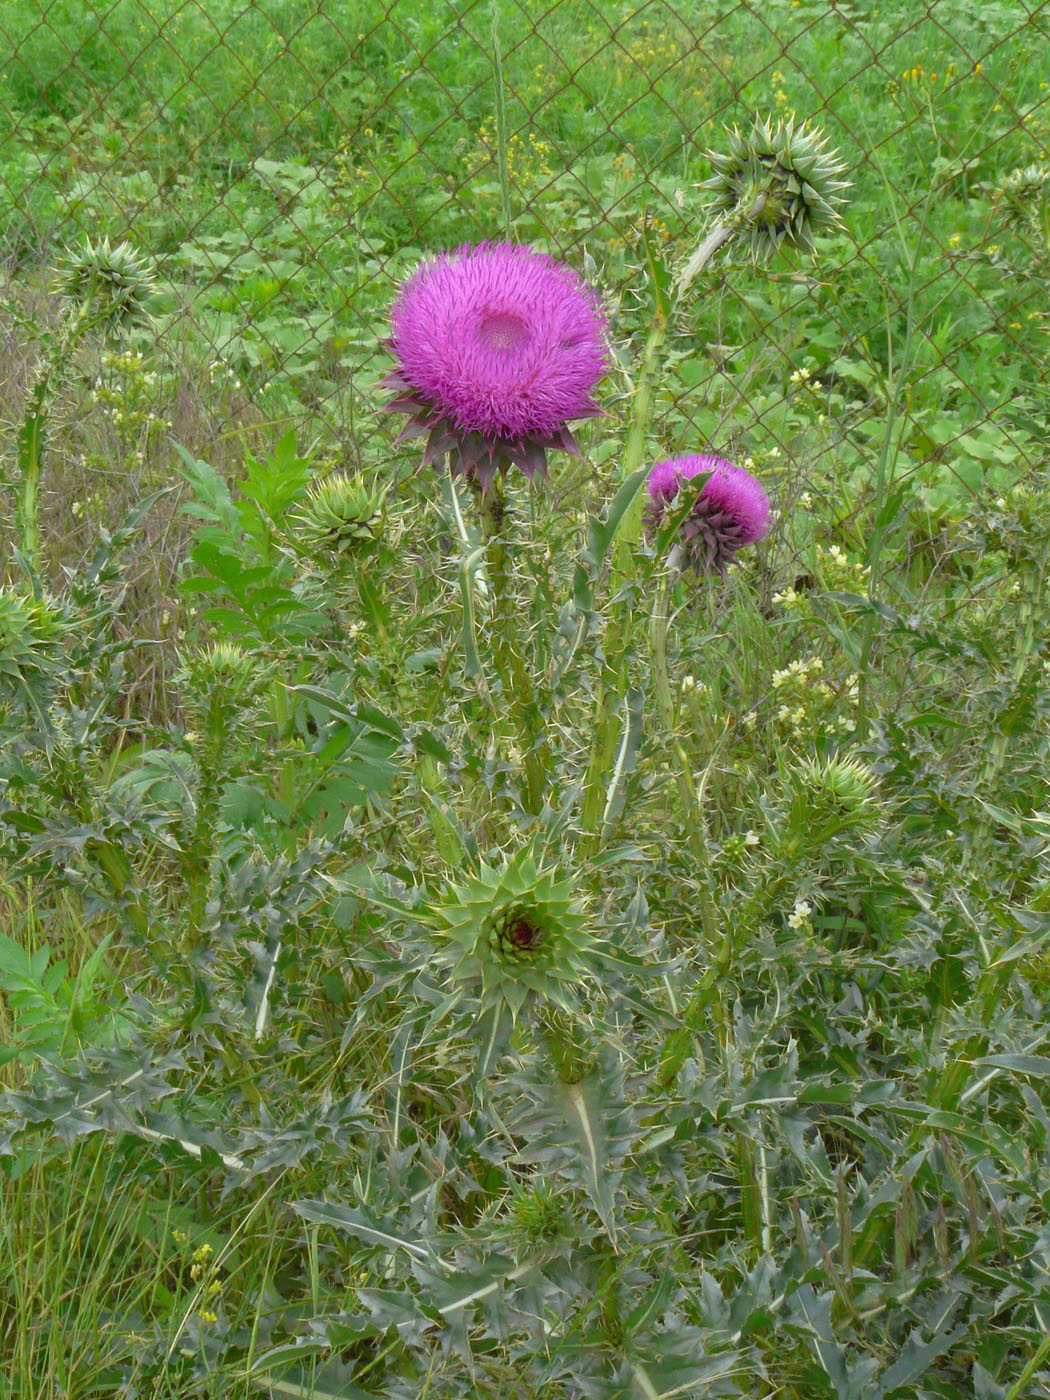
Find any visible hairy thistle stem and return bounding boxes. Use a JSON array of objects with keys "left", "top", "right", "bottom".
[
  {"left": 476, "top": 477, "right": 547, "bottom": 814},
  {"left": 649, "top": 545, "right": 718, "bottom": 948}
]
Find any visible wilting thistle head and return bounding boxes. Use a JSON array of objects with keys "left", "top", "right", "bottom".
[
  {"left": 647, "top": 453, "right": 770, "bottom": 575},
  {"left": 426, "top": 848, "right": 594, "bottom": 1019},
  {"left": 383, "top": 241, "right": 608, "bottom": 494},
  {"left": 700, "top": 117, "right": 850, "bottom": 262},
  {"left": 57, "top": 237, "right": 159, "bottom": 329},
  {"left": 296, "top": 473, "right": 386, "bottom": 557}
]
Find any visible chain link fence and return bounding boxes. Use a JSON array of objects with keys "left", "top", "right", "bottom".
[{"left": 0, "top": 0, "right": 1048, "bottom": 557}]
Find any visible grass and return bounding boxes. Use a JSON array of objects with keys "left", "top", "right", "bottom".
[{"left": 1, "top": 0, "right": 1050, "bottom": 1396}]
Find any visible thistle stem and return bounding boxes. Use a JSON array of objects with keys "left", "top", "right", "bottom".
[
  {"left": 650, "top": 546, "right": 719, "bottom": 950},
  {"left": 677, "top": 220, "right": 735, "bottom": 296},
  {"left": 584, "top": 216, "right": 739, "bottom": 848},
  {"left": 476, "top": 476, "right": 547, "bottom": 815},
  {"left": 15, "top": 305, "right": 92, "bottom": 567}
]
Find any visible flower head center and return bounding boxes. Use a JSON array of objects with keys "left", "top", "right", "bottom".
[
  {"left": 478, "top": 312, "right": 530, "bottom": 354},
  {"left": 507, "top": 917, "right": 539, "bottom": 948},
  {"left": 494, "top": 909, "right": 545, "bottom": 956}
]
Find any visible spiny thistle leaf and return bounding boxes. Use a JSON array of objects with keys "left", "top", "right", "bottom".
[{"left": 508, "top": 1047, "right": 636, "bottom": 1246}]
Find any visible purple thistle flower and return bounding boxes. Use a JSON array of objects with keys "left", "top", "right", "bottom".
[
  {"left": 646, "top": 453, "right": 770, "bottom": 575},
  {"left": 382, "top": 242, "right": 608, "bottom": 494}
]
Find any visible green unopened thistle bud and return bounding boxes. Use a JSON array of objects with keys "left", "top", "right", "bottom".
[
  {"left": 296, "top": 473, "right": 386, "bottom": 557},
  {"left": 181, "top": 641, "right": 257, "bottom": 704},
  {"left": 504, "top": 1179, "right": 572, "bottom": 1252},
  {"left": 56, "top": 237, "right": 159, "bottom": 330},
  {"left": 994, "top": 163, "right": 1050, "bottom": 231},
  {"left": 680, "top": 116, "right": 850, "bottom": 289},
  {"left": 706, "top": 117, "right": 849, "bottom": 256},
  {"left": 0, "top": 586, "right": 68, "bottom": 695},
  {"left": 179, "top": 641, "right": 262, "bottom": 743},
  {"left": 782, "top": 753, "right": 881, "bottom": 855},
  {"left": 426, "top": 848, "right": 595, "bottom": 1020}
]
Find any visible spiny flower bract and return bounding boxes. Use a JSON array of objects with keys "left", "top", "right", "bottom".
[
  {"left": 425, "top": 848, "right": 594, "bottom": 1019},
  {"left": 383, "top": 241, "right": 608, "bottom": 493},
  {"left": 700, "top": 116, "right": 850, "bottom": 261},
  {"left": 647, "top": 453, "right": 770, "bottom": 575}
]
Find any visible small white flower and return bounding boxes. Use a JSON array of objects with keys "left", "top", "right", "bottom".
[{"left": 787, "top": 897, "right": 812, "bottom": 930}]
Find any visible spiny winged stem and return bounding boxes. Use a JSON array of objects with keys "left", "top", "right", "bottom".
[
  {"left": 580, "top": 293, "right": 668, "bottom": 845},
  {"left": 649, "top": 543, "right": 718, "bottom": 949},
  {"left": 16, "top": 309, "right": 91, "bottom": 565},
  {"left": 186, "top": 727, "right": 225, "bottom": 947},
  {"left": 476, "top": 474, "right": 548, "bottom": 814},
  {"left": 971, "top": 532, "right": 1049, "bottom": 930},
  {"left": 182, "top": 644, "right": 255, "bottom": 945},
  {"left": 16, "top": 238, "right": 158, "bottom": 567}
]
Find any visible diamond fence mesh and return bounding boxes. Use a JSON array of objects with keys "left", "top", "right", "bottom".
[{"left": 0, "top": 0, "right": 1048, "bottom": 561}]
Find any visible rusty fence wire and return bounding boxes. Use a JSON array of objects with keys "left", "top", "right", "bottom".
[{"left": 0, "top": 0, "right": 1048, "bottom": 554}]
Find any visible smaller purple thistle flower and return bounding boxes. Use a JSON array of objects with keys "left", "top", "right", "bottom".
[
  {"left": 382, "top": 242, "right": 608, "bottom": 494},
  {"left": 646, "top": 453, "right": 770, "bottom": 575}
]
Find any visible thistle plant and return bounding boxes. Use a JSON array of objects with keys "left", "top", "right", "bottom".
[
  {"left": 383, "top": 241, "right": 608, "bottom": 813},
  {"left": 646, "top": 451, "right": 770, "bottom": 743},
  {"left": 14, "top": 238, "right": 158, "bottom": 566},
  {"left": 643, "top": 455, "right": 770, "bottom": 939},
  {"left": 585, "top": 119, "right": 846, "bottom": 846}
]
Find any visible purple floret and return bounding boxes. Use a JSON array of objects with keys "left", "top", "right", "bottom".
[
  {"left": 647, "top": 454, "right": 770, "bottom": 574},
  {"left": 383, "top": 242, "right": 608, "bottom": 491}
]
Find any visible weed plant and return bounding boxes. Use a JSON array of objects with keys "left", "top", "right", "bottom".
[{"left": 1, "top": 2, "right": 1050, "bottom": 1398}]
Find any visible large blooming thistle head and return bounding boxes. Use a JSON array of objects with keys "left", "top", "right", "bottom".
[
  {"left": 425, "top": 848, "right": 594, "bottom": 1020},
  {"left": 56, "top": 237, "right": 159, "bottom": 330},
  {"left": 700, "top": 117, "right": 850, "bottom": 261},
  {"left": 646, "top": 453, "right": 770, "bottom": 575},
  {"left": 382, "top": 242, "right": 608, "bottom": 494}
]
